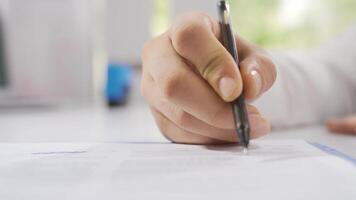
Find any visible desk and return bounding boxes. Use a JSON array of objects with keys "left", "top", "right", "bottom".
[
  {"left": 1, "top": 85, "right": 356, "bottom": 200},
  {"left": 0, "top": 90, "right": 355, "bottom": 157}
]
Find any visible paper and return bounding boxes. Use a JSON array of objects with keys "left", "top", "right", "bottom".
[{"left": 0, "top": 140, "right": 355, "bottom": 200}]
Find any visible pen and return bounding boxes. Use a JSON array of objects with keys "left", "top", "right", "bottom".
[{"left": 217, "top": 0, "right": 250, "bottom": 150}]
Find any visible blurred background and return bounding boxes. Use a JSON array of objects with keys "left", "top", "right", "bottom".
[{"left": 0, "top": 0, "right": 355, "bottom": 108}]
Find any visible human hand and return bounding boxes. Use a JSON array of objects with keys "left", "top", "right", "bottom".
[
  {"left": 326, "top": 115, "right": 356, "bottom": 135},
  {"left": 141, "top": 12, "right": 277, "bottom": 144}
]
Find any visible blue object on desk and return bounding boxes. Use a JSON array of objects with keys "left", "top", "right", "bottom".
[{"left": 105, "top": 63, "right": 133, "bottom": 106}]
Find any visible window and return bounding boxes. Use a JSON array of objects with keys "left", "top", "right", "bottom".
[
  {"left": 230, "top": 0, "right": 356, "bottom": 48},
  {"left": 0, "top": 21, "right": 6, "bottom": 88},
  {"left": 151, "top": 0, "right": 356, "bottom": 49}
]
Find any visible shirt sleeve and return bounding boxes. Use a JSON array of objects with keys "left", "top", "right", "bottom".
[{"left": 253, "top": 24, "right": 356, "bottom": 129}]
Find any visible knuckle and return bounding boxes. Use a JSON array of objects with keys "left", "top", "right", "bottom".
[
  {"left": 172, "top": 19, "right": 206, "bottom": 53},
  {"left": 200, "top": 50, "right": 224, "bottom": 80},
  {"left": 258, "top": 54, "right": 277, "bottom": 86},
  {"left": 160, "top": 73, "right": 182, "bottom": 100}
]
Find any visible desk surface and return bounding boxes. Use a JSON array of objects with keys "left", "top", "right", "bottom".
[
  {"left": 0, "top": 91, "right": 355, "bottom": 158},
  {"left": 0, "top": 83, "right": 356, "bottom": 199}
]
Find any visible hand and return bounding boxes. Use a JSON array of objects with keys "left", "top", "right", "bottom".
[
  {"left": 326, "top": 115, "right": 356, "bottom": 135},
  {"left": 141, "top": 12, "right": 277, "bottom": 144}
]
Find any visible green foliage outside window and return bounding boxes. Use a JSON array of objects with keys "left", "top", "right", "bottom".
[
  {"left": 152, "top": 0, "right": 356, "bottom": 49},
  {"left": 230, "top": 0, "right": 356, "bottom": 48}
]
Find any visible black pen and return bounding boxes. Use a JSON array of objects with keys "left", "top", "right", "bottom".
[{"left": 217, "top": 0, "right": 250, "bottom": 151}]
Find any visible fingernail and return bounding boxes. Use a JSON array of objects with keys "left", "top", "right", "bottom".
[
  {"left": 219, "top": 77, "right": 236, "bottom": 100},
  {"left": 250, "top": 70, "right": 262, "bottom": 96}
]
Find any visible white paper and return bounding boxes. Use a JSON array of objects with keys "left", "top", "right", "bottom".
[{"left": 0, "top": 140, "right": 355, "bottom": 200}]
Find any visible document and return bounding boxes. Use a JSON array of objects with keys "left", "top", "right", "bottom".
[{"left": 0, "top": 140, "right": 355, "bottom": 200}]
